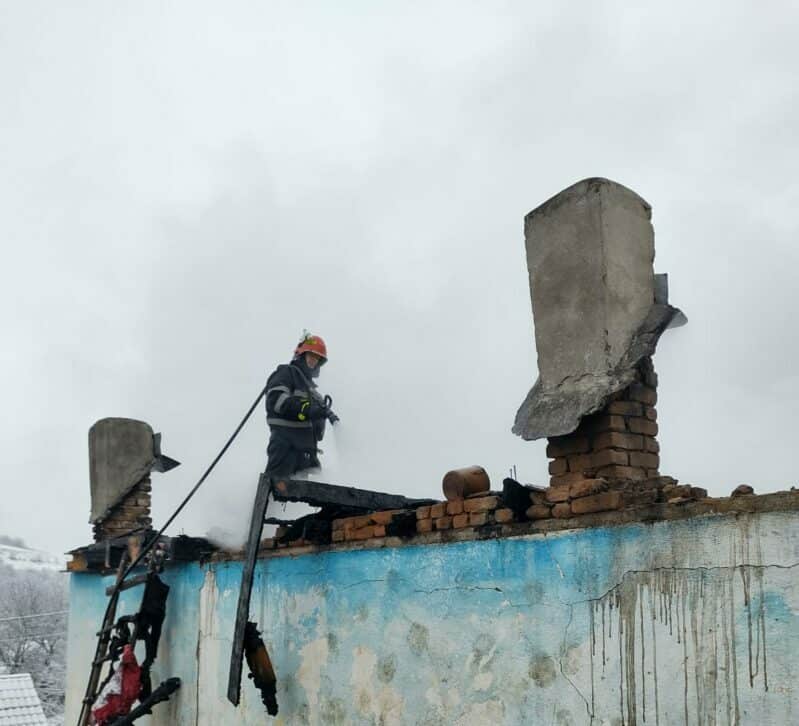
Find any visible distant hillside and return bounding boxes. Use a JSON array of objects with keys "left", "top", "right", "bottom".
[{"left": 0, "top": 540, "right": 63, "bottom": 572}]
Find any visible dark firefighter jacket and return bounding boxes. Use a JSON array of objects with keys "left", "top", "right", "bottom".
[{"left": 264, "top": 360, "right": 326, "bottom": 476}]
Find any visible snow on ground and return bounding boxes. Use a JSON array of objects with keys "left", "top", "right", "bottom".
[{"left": 0, "top": 544, "right": 64, "bottom": 572}]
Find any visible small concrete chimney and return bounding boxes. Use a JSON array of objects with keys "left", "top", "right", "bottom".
[
  {"left": 513, "top": 178, "right": 685, "bottom": 486},
  {"left": 88, "top": 418, "right": 179, "bottom": 541}
]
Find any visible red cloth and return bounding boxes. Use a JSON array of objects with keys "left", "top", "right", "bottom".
[{"left": 92, "top": 644, "right": 142, "bottom": 725}]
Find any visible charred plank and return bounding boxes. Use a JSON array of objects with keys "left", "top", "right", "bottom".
[
  {"left": 273, "top": 478, "right": 434, "bottom": 511},
  {"left": 227, "top": 474, "right": 272, "bottom": 706}
]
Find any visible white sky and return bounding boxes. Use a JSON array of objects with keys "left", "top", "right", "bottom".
[{"left": 2, "top": 1, "right": 798, "bottom": 554}]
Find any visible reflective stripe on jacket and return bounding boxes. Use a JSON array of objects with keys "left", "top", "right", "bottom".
[{"left": 264, "top": 363, "right": 320, "bottom": 430}]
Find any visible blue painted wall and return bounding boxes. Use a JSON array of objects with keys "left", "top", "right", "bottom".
[{"left": 65, "top": 510, "right": 799, "bottom": 725}]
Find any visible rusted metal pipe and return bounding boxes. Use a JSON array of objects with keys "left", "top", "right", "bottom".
[{"left": 442, "top": 466, "right": 490, "bottom": 500}]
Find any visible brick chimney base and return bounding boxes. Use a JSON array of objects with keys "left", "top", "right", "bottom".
[
  {"left": 93, "top": 476, "right": 153, "bottom": 541},
  {"left": 547, "top": 358, "right": 659, "bottom": 486}
]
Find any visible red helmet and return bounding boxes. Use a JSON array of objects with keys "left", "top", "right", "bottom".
[{"left": 294, "top": 333, "right": 328, "bottom": 361}]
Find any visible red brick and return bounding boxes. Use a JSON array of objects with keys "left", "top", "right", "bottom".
[
  {"left": 430, "top": 502, "right": 448, "bottom": 519},
  {"left": 571, "top": 491, "right": 624, "bottom": 514},
  {"left": 596, "top": 465, "right": 647, "bottom": 480},
  {"left": 416, "top": 519, "right": 433, "bottom": 533},
  {"left": 590, "top": 449, "right": 628, "bottom": 468},
  {"left": 546, "top": 435, "right": 590, "bottom": 458},
  {"left": 331, "top": 530, "right": 345, "bottom": 543},
  {"left": 494, "top": 508, "right": 515, "bottom": 523},
  {"left": 452, "top": 513, "right": 470, "bottom": 528},
  {"left": 629, "top": 451, "right": 660, "bottom": 469},
  {"left": 526, "top": 505, "right": 552, "bottom": 520},
  {"left": 344, "top": 515, "right": 373, "bottom": 530},
  {"left": 594, "top": 431, "right": 644, "bottom": 451},
  {"left": 607, "top": 400, "right": 643, "bottom": 416},
  {"left": 259, "top": 538, "right": 275, "bottom": 550},
  {"left": 569, "top": 478, "right": 608, "bottom": 499},
  {"left": 644, "top": 406, "right": 657, "bottom": 421},
  {"left": 691, "top": 487, "right": 708, "bottom": 499},
  {"left": 548, "top": 458, "right": 568, "bottom": 475},
  {"left": 626, "top": 489, "right": 660, "bottom": 506},
  {"left": 331, "top": 518, "right": 346, "bottom": 531},
  {"left": 434, "top": 516, "right": 452, "bottom": 531},
  {"left": 529, "top": 486, "right": 549, "bottom": 505},
  {"left": 115, "top": 504, "right": 145, "bottom": 515},
  {"left": 627, "top": 383, "right": 657, "bottom": 406},
  {"left": 584, "top": 414, "right": 627, "bottom": 433},
  {"left": 646, "top": 469, "right": 660, "bottom": 477},
  {"left": 371, "top": 510, "right": 401, "bottom": 526},
  {"left": 644, "top": 438, "right": 660, "bottom": 454},
  {"left": 549, "top": 471, "right": 589, "bottom": 487},
  {"left": 416, "top": 506, "right": 431, "bottom": 520},
  {"left": 627, "top": 417, "right": 658, "bottom": 436},
  {"left": 446, "top": 499, "right": 464, "bottom": 516},
  {"left": 463, "top": 496, "right": 499, "bottom": 513},
  {"left": 468, "top": 512, "right": 489, "bottom": 526},
  {"left": 552, "top": 502, "right": 572, "bottom": 518},
  {"left": 545, "top": 485, "right": 572, "bottom": 503},
  {"left": 566, "top": 454, "right": 594, "bottom": 472},
  {"left": 348, "top": 526, "right": 376, "bottom": 541},
  {"left": 373, "top": 525, "right": 386, "bottom": 537},
  {"left": 647, "top": 475, "right": 676, "bottom": 488},
  {"left": 663, "top": 484, "right": 692, "bottom": 498}
]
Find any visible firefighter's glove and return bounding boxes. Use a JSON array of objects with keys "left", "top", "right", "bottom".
[
  {"left": 326, "top": 409, "right": 340, "bottom": 425},
  {"left": 298, "top": 400, "right": 328, "bottom": 422}
]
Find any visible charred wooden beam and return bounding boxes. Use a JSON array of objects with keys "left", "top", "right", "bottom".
[
  {"left": 273, "top": 478, "right": 435, "bottom": 511},
  {"left": 228, "top": 474, "right": 272, "bottom": 706}
]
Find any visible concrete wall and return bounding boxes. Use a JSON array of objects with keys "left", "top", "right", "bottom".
[{"left": 65, "top": 509, "right": 799, "bottom": 725}]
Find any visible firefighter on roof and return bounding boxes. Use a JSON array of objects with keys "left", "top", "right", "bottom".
[{"left": 264, "top": 332, "right": 338, "bottom": 477}]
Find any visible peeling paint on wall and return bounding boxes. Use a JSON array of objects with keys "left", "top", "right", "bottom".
[{"left": 65, "top": 510, "right": 799, "bottom": 725}]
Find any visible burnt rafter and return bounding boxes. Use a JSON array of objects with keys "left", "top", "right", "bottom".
[{"left": 272, "top": 478, "right": 435, "bottom": 511}]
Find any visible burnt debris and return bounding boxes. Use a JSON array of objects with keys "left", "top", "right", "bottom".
[{"left": 243, "top": 621, "right": 278, "bottom": 716}]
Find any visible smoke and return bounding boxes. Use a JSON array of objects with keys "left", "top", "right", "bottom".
[
  {"left": 191, "top": 413, "right": 422, "bottom": 551},
  {"left": 189, "top": 422, "right": 352, "bottom": 550},
  {"left": 310, "top": 422, "right": 356, "bottom": 486}
]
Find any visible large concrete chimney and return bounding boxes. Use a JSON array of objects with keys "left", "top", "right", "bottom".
[{"left": 513, "top": 178, "right": 685, "bottom": 485}]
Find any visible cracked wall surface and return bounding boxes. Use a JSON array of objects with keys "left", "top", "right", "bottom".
[{"left": 64, "top": 510, "right": 799, "bottom": 725}]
